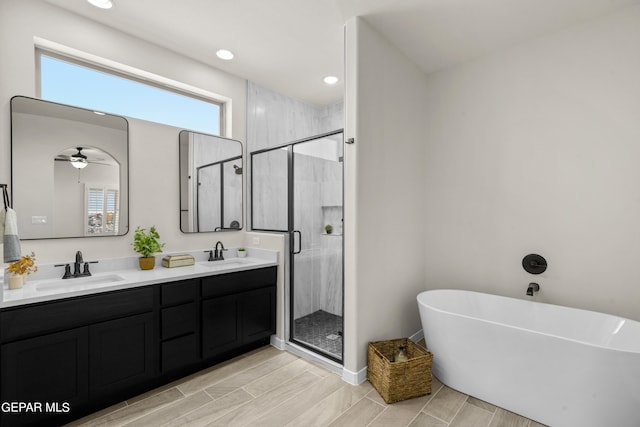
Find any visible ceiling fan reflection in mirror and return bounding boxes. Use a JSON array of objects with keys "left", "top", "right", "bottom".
[{"left": 55, "top": 146, "right": 114, "bottom": 169}]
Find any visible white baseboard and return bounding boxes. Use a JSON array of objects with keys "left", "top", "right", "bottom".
[
  {"left": 409, "top": 329, "right": 424, "bottom": 344},
  {"left": 342, "top": 366, "right": 367, "bottom": 385},
  {"left": 270, "top": 335, "right": 286, "bottom": 350}
]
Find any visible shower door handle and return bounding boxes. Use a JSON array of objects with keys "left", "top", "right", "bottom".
[{"left": 292, "top": 230, "right": 302, "bottom": 254}]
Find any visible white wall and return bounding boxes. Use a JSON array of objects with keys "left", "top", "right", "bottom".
[
  {"left": 342, "top": 5, "right": 640, "bottom": 380},
  {"left": 0, "top": 0, "right": 249, "bottom": 263},
  {"left": 421, "top": 5, "right": 640, "bottom": 321},
  {"left": 344, "top": 17, "right": 429, "bottom": 374}
]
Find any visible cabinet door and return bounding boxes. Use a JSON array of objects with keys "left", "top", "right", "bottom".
[
  {"left": 241, "top": 286, "right": 276, "bottom": 343},
  {"left": 202, "top": 294, "right": 240, "bottom": 358},
  {"left": 1, "top": 327, "right": 88, "bottom": 426},
  {"left": 88, "top": 312, "right": 154, "bottom": 401}
]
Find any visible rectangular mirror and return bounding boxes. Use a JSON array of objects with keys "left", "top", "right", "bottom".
[
  {"left": 179, "top": 130, "right": 243, "bottom": 232},
  {"left": 11, "top": 96, "right": 129, "bottom": 239}
]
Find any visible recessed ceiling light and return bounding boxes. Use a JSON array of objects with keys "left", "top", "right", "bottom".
[
  {"left": 87, "top": 0, "right": 113, "bottom": 9},
  {"left": 323, "top": 76, "right": 339, "bottom": 85},
  {"left": 216, "top": 49, "right": 234, "bottom": 60}
]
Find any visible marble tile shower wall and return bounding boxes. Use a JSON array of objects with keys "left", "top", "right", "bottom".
[
  {"left": 246, "top": 82, "right": 344, "bottom": 151},
  {"left": 251, "top": 148, "right": 289, "bottom": 231},
  {"left": 246, "top": 81, "right": 344, "bottom": 320}
]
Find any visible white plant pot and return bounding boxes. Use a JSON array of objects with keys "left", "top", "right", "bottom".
[{"left": 8, "top": 274, "right": 24, "bottom": 289}]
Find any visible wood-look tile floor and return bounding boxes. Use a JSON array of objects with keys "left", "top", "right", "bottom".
[{"left": 65, "top": 345, "right": 546, "bottom": 427}]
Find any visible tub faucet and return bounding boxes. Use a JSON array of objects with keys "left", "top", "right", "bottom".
[{"left": 526, "top": 282, "right": 540, "bottom": 296}]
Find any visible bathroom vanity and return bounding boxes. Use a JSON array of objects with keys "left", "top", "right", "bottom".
[{"left": 0, "top": 255, "right": 277, "bottom": 426}]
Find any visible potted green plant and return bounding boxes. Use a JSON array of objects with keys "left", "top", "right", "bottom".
[
  {"left": 237, "top": 247, "right": 247, "bottom": 258},
  {"left": 132, "top": 226, "right": 165, "bottom": 270},
  {"left": 324, "top": 224, "right": 333, "bottom": 234}
]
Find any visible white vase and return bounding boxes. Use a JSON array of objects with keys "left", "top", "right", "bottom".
[
  {"left": 8, "top": 274, "right": 23, "bottom": 290},
  {"left": 237, "top": 250, "right": 247, "bottom": 258}
]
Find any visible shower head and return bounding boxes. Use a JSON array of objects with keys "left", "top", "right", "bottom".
[{"left": 233, "top": 164, "right": 242, "bottom": 175}]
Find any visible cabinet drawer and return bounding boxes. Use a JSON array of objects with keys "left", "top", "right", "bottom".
[
  {"left": 161, "top": 334, "right": 199, "bottom": 372},
  {"left": 161, "top": 302, "right": 197, "bottom": 339},
  {"left": 1, "top": 287, "right": 153, "bottom": 342},
  {"left": 161, "top": 279, "right": 199, "bottom": 306},
  {"left": 201, "top": 266, "right": 276, "bottom": 298}
]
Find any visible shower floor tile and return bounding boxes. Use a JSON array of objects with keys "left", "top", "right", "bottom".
[{"left": 293, "top": 310, "right": 342, "bottom": 359}]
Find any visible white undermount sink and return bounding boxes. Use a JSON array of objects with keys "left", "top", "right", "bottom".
[
  {"left": 35, "top": 274, "right": 125, "bottom": 292},
  {"left": 198, "top": 258, "right": 253, "bottom": 269}
]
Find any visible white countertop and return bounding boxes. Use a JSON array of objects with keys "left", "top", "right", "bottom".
[{"left": 1, "top": 248, "right": 278, "bottom": 308}]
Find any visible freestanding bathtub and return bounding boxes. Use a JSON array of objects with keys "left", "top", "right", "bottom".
[{"left": 417, "top": 289, "right": 640, "bottom": 427}]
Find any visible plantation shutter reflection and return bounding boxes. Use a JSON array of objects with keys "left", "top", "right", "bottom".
[{"left": 86, "top": 187, "right": 119, "bottom": 235}]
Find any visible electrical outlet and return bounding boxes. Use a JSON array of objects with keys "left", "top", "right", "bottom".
[
  {"left": 31, "top": 216, "right": 47, "bottom": 224},
  {"left": 252, "top": 237, "right": 261, "bottom": 245}
]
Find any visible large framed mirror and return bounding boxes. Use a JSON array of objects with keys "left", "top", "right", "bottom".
[
  {"left": 179, "top": 130, "right": 243, "bottom": 232},
  {"left": 11, "top": 96, "right": 129, "bottom": 239}
]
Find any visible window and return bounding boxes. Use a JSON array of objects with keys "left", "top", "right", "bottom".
[
  {"left": 86, "top": 186, "right": 119, "bottom": 235},
  {"left": 38, "top": 51, "right": 222, "bottom": 135}
]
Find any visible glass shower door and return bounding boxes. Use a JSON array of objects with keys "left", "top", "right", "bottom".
[
  {"left": 290, "top": 133, "right": 343, "bottom": 362},
  {"left": 250, "top": 130, "right": 344, "bottom": 363}
]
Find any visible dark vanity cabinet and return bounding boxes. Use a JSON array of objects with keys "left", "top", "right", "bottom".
[
  {"left": 0, "top": 266, "right": 277, "bottom": 426},
  {"left": 202, "top": 268, "right": 277, "bottom": 358},
  {"left": 0, "top": 287, "right": 154, "bottom": 426}
]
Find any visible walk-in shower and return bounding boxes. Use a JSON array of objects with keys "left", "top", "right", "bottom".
[{"left": 251, "top": 130, "right": 344, "bottom": 362}]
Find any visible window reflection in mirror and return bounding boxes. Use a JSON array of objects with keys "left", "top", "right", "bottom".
[
  {"left": 54, "top": 146, "right": 121, "bottom": 235},
  {"left": 10, "top": 96, "right": 129, "bottom": 239},
  {"left": 179, "top": 130, "right": 243, "bottom": 232}
]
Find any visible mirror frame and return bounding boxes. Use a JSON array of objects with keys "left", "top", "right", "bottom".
[
  {"left": 10, "top": 95, "right": 130, "bottom": 240},
  {"left": 179, "top": 130, "right": 244, "bottom": 233}
]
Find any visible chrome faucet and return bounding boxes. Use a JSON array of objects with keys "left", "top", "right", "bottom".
[{"left": 526, "top": 282, "right": 540, "bottom": 296}]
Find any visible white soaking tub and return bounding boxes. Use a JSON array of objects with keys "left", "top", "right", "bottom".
[{"left": 417, "top": 289, "right": 640, "bottom": 427}]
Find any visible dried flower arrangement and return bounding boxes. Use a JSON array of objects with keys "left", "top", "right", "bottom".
[{"left": 7, "top": 251, "right": 38, "bottom": 276}]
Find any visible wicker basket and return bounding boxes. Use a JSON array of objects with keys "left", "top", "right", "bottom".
[{"left": 367, "top": 338, "right": 433, "bottom": 404}]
